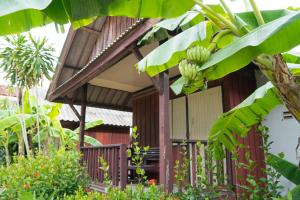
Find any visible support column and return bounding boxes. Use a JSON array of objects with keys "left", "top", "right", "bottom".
[
  {"left": 79, "top": 84, "right": 87, "bottom": 149},
  {"left": 158, "top": 71, "right": 173, "bottom": 193}
]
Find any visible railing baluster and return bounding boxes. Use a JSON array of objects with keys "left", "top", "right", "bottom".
[{"left": 119, "top": 144, "right": 127, "bottom": 189}]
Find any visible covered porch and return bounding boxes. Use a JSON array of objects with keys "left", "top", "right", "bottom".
[{"left": 46, "top": 16, "right": 264, "bottom": 195}]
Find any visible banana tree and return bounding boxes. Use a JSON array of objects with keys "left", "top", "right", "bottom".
[
  {"left": 133, "top": 2, "right": 300, "bottom": 157},
  {"left": 137, "top": 1, "right": 300, "bottom": 123},
  {"left": 0, "top": 91, "right": 102, "bottom": 159}
]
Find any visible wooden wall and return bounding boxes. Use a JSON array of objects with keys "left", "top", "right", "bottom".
[
  {"left": 132, "top": 67, "right": 266, "bottom": 193},
  {"left": 86, "top": 125, "right": 130, "bottom": 145},
  {"left": 132, "top": 91, "right": 159, "bottom": 147},
  {"left": 222, "top": 67, "right": 266, "bottom": 193},
  {"left": 61, "top": 121, "right": 130, "bottom": 145}
]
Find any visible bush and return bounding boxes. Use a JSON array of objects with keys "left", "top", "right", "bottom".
[
  {"left": 0, "top": 149, "right": 88, "bottom": 199},
  {"left": 63, "top": 185, "right": 172, "bottom": 200}
]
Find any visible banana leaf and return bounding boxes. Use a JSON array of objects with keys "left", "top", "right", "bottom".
[
  {"left": 269, "top": 153, "right": 300, "bottom": 185},
  {"left": 74, "top": 119, "right": 103, "bottom": 133},
  {"left": 137, "top": 21, "right": 214, "bottom": 76},
  {"left": 291, "top": 185, "right": 300, "bottom": 200},
  {"left": 0, "top": 0, "right": 194, "bottom": 35},
  {"left": 138, "top": 7, "right": 204, "bottom": 45},
  {"left": 137, "top": 9, "right": 293, "bottom": 77},
  {"left": 199, "top": 11, "right": 300, "bottom": 81},
  {"left": 209, "top": 82, "right": 282, "bottom": 159},
  {"left": 63, "top": 129, "right": 102, "bottom": 146}
]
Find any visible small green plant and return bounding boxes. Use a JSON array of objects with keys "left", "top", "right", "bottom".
[
  {"left": 127, "top": 126, "right": 150, "bottom": 184},
  {"left": 174, "top": 140, "right": 190, "bottom": 190},
  {"left": 174, "top": 141, "right": 221, "bottom": 199},
  {"left": 99, "top": 156, "right": 111, "bottom": 188},
  {"left": 235, "top": 125, "right": 283, "bottom": 200}
]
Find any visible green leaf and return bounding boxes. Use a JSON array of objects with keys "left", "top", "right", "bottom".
[
  {"left": 269, "top": 153, "right": 300, "bottom": 185},
  {"left": 136, "top": 21, "right": 214, "bottom": 76},
  {"left": 74, "top": 119, "right": 103, "bottom": 134},
  {"left": 137, "top": 9, "right": 292, "bottom": 78},
  {"left": 200, "top": 11, "right": 300, "bottom": 81},
  {"left": 237, "top": 9, "right": 293, "bottom": 28},
  {"left": 138, "top": 8, "right": 204, "bottom": 45},
  {"left": 63, "top": 128, "right": 102, "bottom": 146},
  {"left": 288, "top": 63, "right": 300, "bottom": 76},
  {"left": 23, "top": 90, "right": 32, "bottom": 114},
  {"left": 0, "top": 0, "right": 194, "bottom": 35},
  {"left": 47, "top": 103, "right": 62, "bottom": 120},
  {"left": 209, "top": 82, "right": 282, "bottom": 159},
  {"left": 291, "top": 185, "right": 300, "bottom": 200}
]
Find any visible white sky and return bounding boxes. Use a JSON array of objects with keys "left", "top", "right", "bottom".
[{"left": 1, "top": 0, "right": 300, "bottom": 87}]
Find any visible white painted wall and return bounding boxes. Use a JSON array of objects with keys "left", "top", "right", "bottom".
[
  {"left": 262, "top": 105, "right": 300, "bottom": 193},
  {"left": 256, "top": 70, "right": 300, "bottom": 193}
]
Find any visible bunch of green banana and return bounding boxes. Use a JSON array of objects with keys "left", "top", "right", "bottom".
[
  {"left": 186, "top": 45, "right": 210, "bottom": 64},
  {"left": 179, "top": 59, "right": 199, "bottom": 81}
]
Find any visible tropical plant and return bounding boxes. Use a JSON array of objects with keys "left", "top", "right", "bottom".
[
  {"left": 127, "top": 126, "right": 150, "bottom": 184},
  {"left": 268, "top": 153, "right": 300, "bottom": 200},
  {"left": 0, "top": 0, "right": 194, "bottom": 35},
  {"left": 134, "top": 2, "right": 300, "bottom": 160},
  {"left": 0, "top": 149, "right": 88, "bottom": 200},
  {"left": 0, "top": 34, "right": 55, "bottom": 155},
  {"left": 233, "top": 126, "right": 283, "bottom": 200},
  {"left": 0, "top": 35, "right": 55, "bottom": 89},
  {"left": 0, "top": 90, "right": 102, "bottom": 162}
]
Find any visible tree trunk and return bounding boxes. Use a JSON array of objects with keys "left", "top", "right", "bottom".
[
  {"left": 5, "top": 145, "right": 10, "bottom": 166},
  {"left": 255, "top": 54, "right": 300, "bottom": 123},
  {"left": 18, "top": 134, "right": 25, "bottom": 155}
]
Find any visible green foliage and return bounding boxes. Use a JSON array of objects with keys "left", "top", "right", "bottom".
[
  {"left": 174, "top": 142, "right": 224, "bottom": 199},
  {"left": 137, "top": 22, "right": 214, "bottom": 77},
  {"left": 99, "top": 156, "right": 111, "bottom": 188},
  {"left": 209, "top": 82, "right": 282, "bottom": 159},
  {"left": 138, "top": 7, "right": 204, "bottom": 45},
  {"left": 268, "top": 153, "right": 300, "bottom": 185},
  {"left": 128, "top": 126, "right": 149, "bottom": 184},
  {"left": 63, "top": 184, "right": 172, "bottom": 200},
  {"left": 0, "top": 149, "right": 88, "bottom": 200},
  {"left": 234, "top": 126, "right": 283, "bottom": 200},
  {"left": 0, "top": 35, "right": 55, "bottom": 88},
  {"left": 174, "top": 141, "right": 190, "bottom": 189},
  {"left": 0, "top": 0, "right": 194, "bottom": 35}
]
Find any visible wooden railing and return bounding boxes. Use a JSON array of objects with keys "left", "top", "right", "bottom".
[
  {"left": 81, "top": 140, "right": 229, "bottom": 192},
  {"left": 81, "top": 144, "right": 127, "bottom": 191},
  {"left": 172, "top": 139, "right": 227, "bottom": 188}
]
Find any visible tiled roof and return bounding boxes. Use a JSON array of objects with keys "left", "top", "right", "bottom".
[{"left": 59, "top": 104, "right": 132, "bottom": 127}]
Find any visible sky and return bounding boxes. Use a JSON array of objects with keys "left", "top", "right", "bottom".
[{"left": 1, "top": 0, "right": 300, "bottom": 87}]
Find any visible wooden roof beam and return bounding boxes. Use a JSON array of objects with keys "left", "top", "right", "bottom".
[
  {"left": 132, "top": 47, "right": 160, "bottom": 91},
  {"left": 64, "top": 65, "right": 82, "bottom": 71},
  {"left": 48, "top": 19, "right": 160, "bottom": 102},
  {"left": 80, "top": 26, "right": 101, "bottom": 35}
]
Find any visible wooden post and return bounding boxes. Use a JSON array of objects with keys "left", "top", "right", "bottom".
[
  {"left": 79, "top": 84, "right": 87, "bottom": 149},
  {"left": 119, "top": 144, "right": 128, "bottom": 189},
  {"left": 158, "top": 71, "right": 173, "bottom": 193}
]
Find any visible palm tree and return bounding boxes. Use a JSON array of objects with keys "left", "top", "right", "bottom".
[{"left": 0, "top": 34, "right": 55, "bottom": 155}]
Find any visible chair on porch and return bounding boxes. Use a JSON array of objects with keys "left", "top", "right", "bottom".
[{"left": 127, "top": 147, "right": 160, "bottom": 184}]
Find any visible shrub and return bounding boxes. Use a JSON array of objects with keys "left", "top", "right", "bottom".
[
  {"left": 0, "top": 149, "right": 88, "bottom": 199},
  {"left": 63, "top": 185, "right": 172, "bottom": 200}
]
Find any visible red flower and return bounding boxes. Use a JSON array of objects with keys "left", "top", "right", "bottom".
[{"left": 148, "top": 179, "right": 157, "bottom": 185}]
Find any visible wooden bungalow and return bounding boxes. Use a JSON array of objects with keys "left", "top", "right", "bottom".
[{"left": 46, "top": 17, "right": 265, "bottom": 195}]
